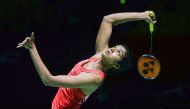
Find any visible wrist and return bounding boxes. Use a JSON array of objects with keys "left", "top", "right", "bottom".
[
  {"left": 29, "top": 44, "right": 36, "bottom": 51},
  {"left": 140, "top": 12, "right": 148, "bottom": 20}
]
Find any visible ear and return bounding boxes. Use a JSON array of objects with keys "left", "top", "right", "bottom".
[{"left": 112, "top": 63, "right": 120, "bottom": 69}]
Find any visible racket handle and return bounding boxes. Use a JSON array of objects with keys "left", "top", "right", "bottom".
[
  {"left": 148, "top": 11, "right": 155, "bottom": 33},
  {"left": 149, "top": 23, "right": 154, "bottom": 33}
]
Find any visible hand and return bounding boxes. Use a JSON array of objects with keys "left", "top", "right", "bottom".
[
  {"left": 144, "top": 11, "right": 157, "bottom": 24},
  {"left": 17, "top": 32, "right": 35, "bottom": 49}
]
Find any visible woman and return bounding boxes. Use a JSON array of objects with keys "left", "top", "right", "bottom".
[{"left": 17, "top": 11, "right": 156, "bottom": 109}]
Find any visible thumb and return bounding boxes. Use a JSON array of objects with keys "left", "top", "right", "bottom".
[{"left": 31, "top": 32, "right": 35, "bottom": 41}]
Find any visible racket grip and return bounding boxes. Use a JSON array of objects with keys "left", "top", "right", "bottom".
[{"left": 149, "top": 23, "right": 154, "bottom": 33}]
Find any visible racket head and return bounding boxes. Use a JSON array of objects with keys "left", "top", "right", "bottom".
[{"left": 137, "top": 54, "right": 161, "bottom": 80}]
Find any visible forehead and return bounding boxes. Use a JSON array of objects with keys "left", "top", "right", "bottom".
[
  {"left": 115, "top": 45, "right": 127, "bottom": 56},
  {"left": 115, "top": 45, "right": 126, "bottom": 50}
]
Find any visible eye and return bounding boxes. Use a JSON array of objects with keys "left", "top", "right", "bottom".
[
  {"left": 117, "top": 50, "right": 121, "bottom": 55},
  {"left": 110, "top": 49, "right": 114, "bottom": 53}
]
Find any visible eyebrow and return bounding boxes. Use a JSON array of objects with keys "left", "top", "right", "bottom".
[
  {"left": 115, "top": 46, "right": 124, "bottom": 57},
  {"left": 120, "top": 48, "right": 124, "bottom": 57}
]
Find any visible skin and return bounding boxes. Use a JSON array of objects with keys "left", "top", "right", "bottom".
[{"left": 17, "top": 11, "right": 156, "bottom": 96}]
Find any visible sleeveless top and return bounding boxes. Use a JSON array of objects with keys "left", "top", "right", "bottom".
[{"left": 51, "top": 57, "right": 105, "bottom": 109}]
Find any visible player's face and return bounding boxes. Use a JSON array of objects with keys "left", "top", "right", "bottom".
[{"left": 102, "top": 45, "right": 127, "bottom": 65}]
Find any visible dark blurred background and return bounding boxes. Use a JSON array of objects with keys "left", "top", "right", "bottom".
[{"left": 0, "top": 0, "right": 190, "bottom": 109}]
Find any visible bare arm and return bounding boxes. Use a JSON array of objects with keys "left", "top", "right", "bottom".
[
  {"left": 30, "top": 45, "right": 101, "bottom": 88},
  {"left": 29, "top": 43, "right": 53, "bottom": 85},
  {"left": 17, "top": 33, "right": 102, "bottom": 88},
  {"left": 47, "top": 73, "right": 102, "bottom": 88},
  {"left": 17, "top": 33, "right": 52, "bottom": 85},
  {"left": 95, "top": 11, "right": 156, "bottom": 53}
]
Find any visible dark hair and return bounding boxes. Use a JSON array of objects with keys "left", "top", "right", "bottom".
[
  {"left": 97, "top": 45, "right": 133, "bottom": 102},
  {"left": 118, "top": 45, "right": 133, "bottom": 72}
]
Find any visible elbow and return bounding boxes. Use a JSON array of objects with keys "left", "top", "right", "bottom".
[
  {"left": 103, "top": 15, "right": 118, "bottom": 26},
  {"left": 42, "top": 76, "right": 59, "bottom": 87},
  {"left": 103, "top": 15, "right": 114, "bottom": 23},
  {"left": 42, "top": 80, "right": 50, "bottom": 86},
  {"left": 42, "top": 76, "right": 53, "bottom": 86}
]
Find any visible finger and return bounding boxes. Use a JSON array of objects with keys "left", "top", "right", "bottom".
[
  {"left": 18, "top": 42, "right": 23, "bottom": 45},
  {"left": 26, "top": 39, "right": 33, "bottom": 46},
  {"left": 148, "top": 11, "right": 156, "bottom": 21},
  {"left": 26, "top": 37, "right": 31, "bottom": 41},
  {"left": 26, "top": 37, "right": 34, "bottom": 45},
  {"left": 22, "top": 37, "right": 30, "bottom": 44},
  {"left": 22, "top": 40, "right": 27, "bottom": 45},
  {"left": 18, "top": 40, "right": 28, "bottom": 48},
  {"left": 25, "top": 37, "right": 30, "bottom": 40},
  {"left": 31, "top": 36, "right": 34, "bottom": 41},
  {"left": 148, "top": 11, "right": 155, "bottom": 17},
  {"left": 31, "top": 32, "right": 34, "bottom": 37},
  {"left": 23, "top": 37, "right": 31, "bottom": 44},
  {"left": 17, "top": 42, "right": 26, "bottom": 48},
  {"left": 31, "top": 32, "right": 35, "bottom": 40},
  {"left": 17, "top": 44, "right": 23, "bottom": 48},
  {"left": 147, "top": 15, "right": 156, "bottom": 24},
  {"left": 18, "top": 42, "right": 31, "bottom": 49},
  {"left": 147, "top": 16, "right": 153, "bottom": 23},
  {"left": 153, "top": 21, "right": 157, "bottom": 24},
  {"left": 23, "top": 40, "right": 32, "bottom": 47},
  {"left": 17, "top": 43, "right": 25, "bottom": 47},
  {"left": 24, "top": 43, "right": 32, "bottom": 48},
  {"left": 17, "top": 37, "right": 30, "bottom": 48}
]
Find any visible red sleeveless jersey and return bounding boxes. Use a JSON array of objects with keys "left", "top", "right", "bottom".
[{"left": 51, "top": 57, "right": 105, "bottom": 109}]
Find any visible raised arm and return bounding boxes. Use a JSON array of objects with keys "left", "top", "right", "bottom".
[
  {"left": 17, "top": 32, "right": 102, "bottom": 88},
  {"left": 17, "top": 32, "right": 52, "bottom": 85},
  {"left": 95, "top": 11, "right": 156, "bottom": 53}
]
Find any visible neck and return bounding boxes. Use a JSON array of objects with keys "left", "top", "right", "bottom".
[{"left": 95, "top": 59, "right": 111, "bottom": 72}]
